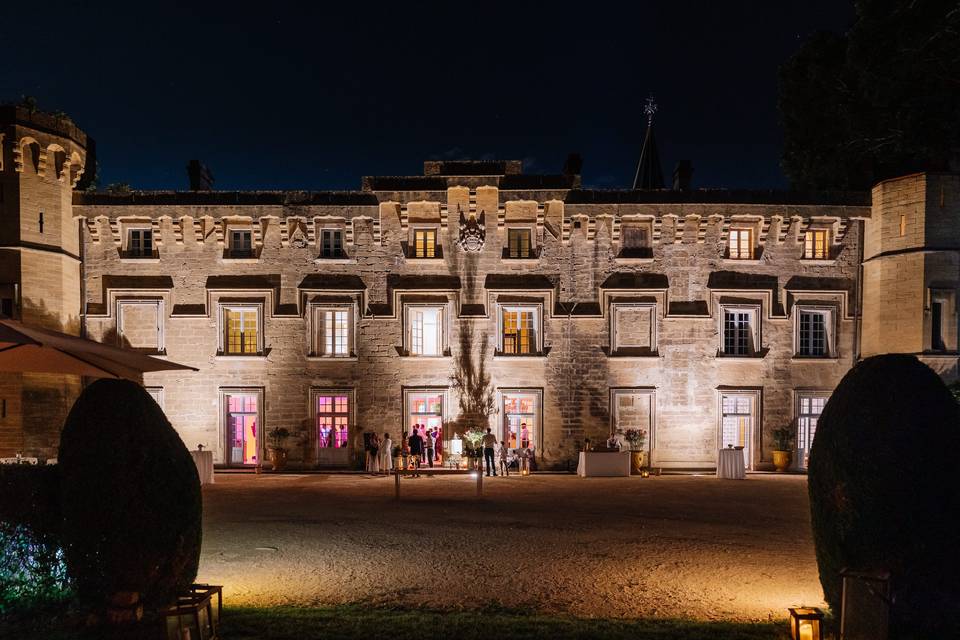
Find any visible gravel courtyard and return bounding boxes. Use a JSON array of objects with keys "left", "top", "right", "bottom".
[{"left": 197, "top": 473, "right": 824, "bottom": 621}]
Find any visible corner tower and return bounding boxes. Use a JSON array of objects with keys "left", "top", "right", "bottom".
[
  {"left": 0, "top": 105, "right": 89, "bottom": 458},
  {"left": 861, "top": 172, "right": 960, "bottom": 380}
]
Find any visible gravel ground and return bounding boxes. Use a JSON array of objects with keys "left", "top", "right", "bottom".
[{"left": 197, "top": 473, "right": 825, "bottom": 621}]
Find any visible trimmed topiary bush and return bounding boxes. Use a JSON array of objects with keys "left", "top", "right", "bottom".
[
  {"left": 58, "top": 379, "right": 201, "bottom": 615},
  {"left": 808, "top": 354, "right": 960, "bottom": 637}
]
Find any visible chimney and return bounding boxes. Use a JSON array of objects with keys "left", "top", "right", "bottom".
[
  {"left": 673, "top": 160, "right": 693, "bottom": 191},
  {"left": 562, "top": 152, "right": 583, "bottom": 176},
  {"left": 186, "top": 160, "right": 215, "bottom": 191}
]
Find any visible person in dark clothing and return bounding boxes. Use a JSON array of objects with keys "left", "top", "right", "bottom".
[
  {"left": 481, "top": 427, "right": 497, "bottom": 477},
  {"left": 426, "top": 428, "right": 435, "bottom": 467},
  {"left": 408, "top": 427, "right": 424, "bottom": 477}
]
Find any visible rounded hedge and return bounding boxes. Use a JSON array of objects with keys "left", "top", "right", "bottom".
[
  {"left": 58, "top": 379, "right": 202, "bottom": 611},
  {"left": 808, "top": 355, "right": 960, "bottom": 637}
]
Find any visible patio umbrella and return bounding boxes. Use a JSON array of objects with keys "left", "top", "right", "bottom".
[{"left": 0, "top": 318, "right": 197, "bottom": 380}]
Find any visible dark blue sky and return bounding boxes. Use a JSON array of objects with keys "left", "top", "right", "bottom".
[{"left": 3, "top": 1, "right": 854, "bottom": 191}]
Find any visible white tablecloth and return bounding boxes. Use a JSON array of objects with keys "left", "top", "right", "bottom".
[
  {"left": 717, "top": 448, "right": 745, "bottom": 479},
  {"left": 577, "top": 451, "right": 631, "bottom": 477},
  {"left": 191, "top": 450, "right": 215, "bottom": 485}
]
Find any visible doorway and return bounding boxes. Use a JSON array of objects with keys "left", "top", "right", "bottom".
[
  {"left": 404, "top": 388, "right": 446, "bottom": 466},
  {"left": 223, "top": 390, "right": 262, "bottom": 466},
  {"left": 500, "top": 389, "right": 541, "bottom": 454},
  {"left": 719, "top": 391, "right": 757, "bottom": 469}
]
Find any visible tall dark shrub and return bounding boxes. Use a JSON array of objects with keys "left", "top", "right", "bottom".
[
  {"left": 808, "top": 355, "right": 960, "bottom": 637},
  {"left": 58, "top": 379, "right": 201, "bottom": 611}
]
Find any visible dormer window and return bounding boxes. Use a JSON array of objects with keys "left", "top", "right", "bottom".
[
  {"left": 499, "top": 305, "right": 541, "bottom": 355},
  {"left": 507, "top": 228, "right": 532, "bottom": 259},
  {"left": 413, "top": 228, "right": 438, "bottom": 258},
  {"left": 321, "top": 229, "right": 344, "bottom": 258},
  {"left": 126, "top": 228, "right": 154, "bottom": 258},
  {"left": 728, "top": 228, "right": 754, "bottom": 260},
  {"left": 619, "top": 221, "right": 653, "bottom": 258},
  {"left": 229, "top": 229, "right": 254, "bottom": 258},
  {"left": 803, "top": 229, "right": 830, "bottom": 260}
]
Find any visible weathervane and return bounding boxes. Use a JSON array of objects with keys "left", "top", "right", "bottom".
[{"left": 644, "top": 95, "right": 658, "bottom": 126}]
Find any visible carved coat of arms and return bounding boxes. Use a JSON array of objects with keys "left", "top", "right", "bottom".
[{"left": 457, "top": 207, "right": 485, "bottom": 252}]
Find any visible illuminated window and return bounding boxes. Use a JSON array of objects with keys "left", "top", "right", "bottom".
[
  {"left": 720, "top": 392, "right": 755, "bottom": 469},
  {"left": 320, "top": 229, "right": 344, "bottom": 258},
  {"left": 507, "top": 228, "right": 532, "bottom": 258},
  {"left": 722, "top": 307, "right": 758, "bottom": 356},
  {"left": 803, "top": 229, "right": 829, "bottom": 259},
  {"left": 407, "top": 306, "right": 443, "bottom": 356},
  {"left": 501, "top": 390, "right": 540, "bottom": 452},
  {"left": 222, "top": 306, "right": 261, "bottom": 355},
  {"left": 728, "top": 228, "right": 754, "bottom": 259},
  {"left": 223, "top": 391, "right": 261, "bottom": 465},
  {"left": 413, "top": 229, "right": 437, "bottom": 258},
  {"left": 501, "top": 306, "right": 539, "bottom": 354},
  {"left": 797, "top": 309, "right": 832, "bottom": 357},
  {"left": 126, "top": 228, "right": 153, "bottom": 258},
  {"left": 229, "top": 229, "right": 253, "bottom": 258},
  {"left": 312, "top": 306, "right": 351, "bottom": 357},
  {"left": 405, "top": 390, "right": 445, "bottom": 465},
  {"left": 796, "top": 394, "right": 827, "bottom": 469},
  {"left": 316, "top": 393, "right": 351, "bottom": 449}
]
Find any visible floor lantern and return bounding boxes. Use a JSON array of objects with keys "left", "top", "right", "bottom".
[
  {"left": 787, "top": 607, "right": 824, "bottom": 640},
  {"left": 163, "top": 584, "right": 223, "bottom": 640},
  {"left": 840, "top": 569, "right": 890, "bottom": 640}
]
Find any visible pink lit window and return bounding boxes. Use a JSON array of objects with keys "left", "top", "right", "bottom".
[{"left": 316, "top": 394, "right": 350, "bottom": 448}]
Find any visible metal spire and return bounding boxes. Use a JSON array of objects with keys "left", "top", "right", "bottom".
[
  {"left": 633, "top": 95, "right": 664, "bottom": 190},
  {"left": 644, "top": 95, "right": 658, "bottom": 127}
]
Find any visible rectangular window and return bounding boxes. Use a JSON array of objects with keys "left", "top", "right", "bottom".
[
  {"left": 798, "top": 310, "right": 829, "bottom": 356},
  {"left": 224, "top": 391, "right": 260, "bottom": 465},
  {"left": 405, "top": 390, "right": 445, "bottom": 466},
  {"left": 722, "top": 308, "right": 756, "bottom": 355},
  {"left": 797, "top": 394, "right": 826, "bottom": 469},
  {"left": 720, "top": 393, "right": 754, "bottom": 469},
  {"left": 612, "top": 303, "right": 656, "bottom": 352},
  {"left": 932, "top": 300, "right": 946, "bottom": 351},
  {"left": 803, "top": 229, "right": 829, "bottom": 259},
  {"left": 621, "top": 225, "right": 650, "bottom": 249},
  {"left": 413, "top": 229, "right": 437, "bottom": 258},
  {"left": 229, "top": 229, "right": 253, "bottom": 258},
  {"left": 312, "top": 307, "right": 350, "bottom": 357},
  {"left": 316, "top": 393, "right": 350, "bottom": 449},
  {"left": 126, "top": 228, "right": 153, "bottom": 258},
  {"left": 507, "top": 228, "right": 532, "bottom": 258},
  {"left": 501, "top": 307, "right": 538, "bottom": 354},
  {"left": 728, "top": 228, "right": 754, "bottom": 260},
  {"left": 321, "top": 229, "right": 344, "bottom": 258},
  {"left": 408, "top": 306, "right": 443, "bottom": 356},
  {"left": 501, "top": 390, "right": 540, "bottom": 453},
  {"left": 223, "top": 306, "right": 260, "bottom": 355},
  {"left": 117, "top": 300, "right": 163, "bottom": 353}
]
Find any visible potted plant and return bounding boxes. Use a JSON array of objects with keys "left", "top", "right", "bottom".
[
  {"left": 625, "top": 428, "right": 648, "bottom": 474},
  {"left": 771, "top": 426, "right": 794, "bottom": 472},
  {"left": 267, "top": 427, "right": 291, "bottom": 472}
]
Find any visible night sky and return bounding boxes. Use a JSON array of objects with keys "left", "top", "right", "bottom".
[{"left": 3, "top": 2, "right": 854, "bottom": 191}]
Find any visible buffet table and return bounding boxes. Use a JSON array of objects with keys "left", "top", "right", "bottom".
[
  {"left": 191, "top": 450, "right": 215, "bottom": 485},
  {"left": 577, "top": 451, "right": 631, "bottom": 477},
  {"left": 716, "top": 448, "right": 746, "bottom": 480}
]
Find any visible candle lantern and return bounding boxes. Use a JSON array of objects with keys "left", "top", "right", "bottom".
[
  {"left": 163, "top": 584, "right": 222, "bottom": 640},
  {"left": 787, "top": 607, "right": 824, "bottom": 640},
  {"left": 840, "top": 569, "right": 890, "bottom": 640},
  {"left": 640, "top": 469, "right": 650, "bottom": 478}
]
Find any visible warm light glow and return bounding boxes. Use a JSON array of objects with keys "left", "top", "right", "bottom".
[
  {"left": 799, "top": 620, "right": 814, "bottom": 640},
  {"left": 788, "top": 607, "right": 823, "bottom": 640},
  {"left": 450, "top": 435, "right": 463, "bottom": 455}
]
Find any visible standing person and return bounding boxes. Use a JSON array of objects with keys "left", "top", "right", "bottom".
[
  {"left": 400, "top": 430, "right": 410, "bottom": 470},
  {"left": 379, "top": 432, "right": 393, "bottom": 475},
  {"left": 498, "top": 440, "right": 509, "bottom": 476},
  {"left": 367, "top": 432, "right": 380, "bottom": 474},
  {"left": 408, "top": 427, "right": 424, "bottom": 478},
  {"left": 425, "top": 427, "right": 435, "bottom": 468},
  {"left": 481, "top": 427, "right": 497, "bottom": 477},
  {"left": 520, "top": 422, "right": 530, "bottom": 449}
]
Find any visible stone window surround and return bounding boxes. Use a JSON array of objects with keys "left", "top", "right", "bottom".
[
  {"left": 223, "top": 221, "right": 259, "bottom": 260},
  {"left": 218, "top": 386, "right": 264, "bottom": 466},
  {"left": 310, "top": 387, "right": 354, "bottom": 460},
  {"left": 316, "top": 219, "right": 349, "bottom": 260},
  {"left": 617, "top": 218, "right": 655, "bottom": 261},
  {"left": 496, "top": 387, "right": 544, "bottom": 452},
  {"left": 402, "top": 386, "right": 450, "bottom": 436},
  {"left": 792, "top": 304, "right": 837, "bottom": 358},
  {"left": 402, "top": 301, "right": 449, "bottom": 357},
  {"left": 495, "top": 302, "right": 544, "bottom": 357},
  {"left": 503, "top": 223, "right": 539, "bottom": 260},
  {"left": 307, "top": 303, "right": 357, "bottom": 358},
  {"left": 609, "top": 301, "right": 658, "bottom": 355},
  {"left": 716, "top": 387, "right": 762, "bottom": 471},
  {"left": 717, "top": 302, "right": 762, "bottom": 357},
  {"left": 407, "top": 224, "right": 442, "bottom": 260},
  {"left": 798, "top": 218, "right": 841, "bottom": 262},
  {"left": 216, "top": 301, "right": 265, "bottom": 357},
  {"left": 118, "top": 219, "right": 158, "bottom": 260},
  {"left": 608, "top": 387, "right": 656, "bottom": 447},
  {"left": 115, "top": 297, "right": 165, "bottom": 354},
  {"left": 927, "top": 287, "right": 959, "bottom": 353},
  {"left": 793, "top": 389, "right": 830, "bottom": 470},
  {"left": 724, "top": 217, "right": 763, "bottom": 261}
]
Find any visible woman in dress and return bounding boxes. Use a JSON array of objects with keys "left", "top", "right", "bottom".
[
  {"left": 379, "top": 432, "right": 393, "bottom": 475},
  {"left": 368, "top": 432, "right": 380, "bottom": 474}
]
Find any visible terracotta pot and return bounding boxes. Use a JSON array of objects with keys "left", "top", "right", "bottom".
[
  {"left": 772, "top": 450, "right": 792, "bottom": 472},
  {"left": 268, "top": 447, "right": 288, "bottom": 472},
  {"left": 631, "top": 451, "right": 647, "bottom": 474}
]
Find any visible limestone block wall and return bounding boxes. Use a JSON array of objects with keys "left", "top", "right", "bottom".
[{"left": 77, "top": 186, "right": 868, "bottom": 470}]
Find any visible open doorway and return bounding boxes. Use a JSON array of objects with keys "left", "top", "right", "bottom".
[{"left": 222, "top": 389, "right": 263, "bottom": 466}]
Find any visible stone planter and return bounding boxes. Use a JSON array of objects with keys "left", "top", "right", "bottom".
[
  {"left": 268, "top": 447, "right": 288, "bottom": 472},
  {"left": 772, "top": 450, "right": 792, "bottom": 472}
]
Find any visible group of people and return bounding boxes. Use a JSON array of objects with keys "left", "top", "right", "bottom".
[{"left": 363, "top": 425, "right": 442, "bottom": 475}]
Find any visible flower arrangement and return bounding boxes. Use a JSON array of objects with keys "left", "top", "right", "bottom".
[
  {"left": 461, "top": 428, "right": 485, "bottom": 456},
  {"left": 772, "top": 426, "right": 795, "bottom": 451},
  {"left": 268, "top": 427, "right": 290, "bottom": 451},
  {"left": 624, "top": 428, "right": 647, "bottom": 451}
]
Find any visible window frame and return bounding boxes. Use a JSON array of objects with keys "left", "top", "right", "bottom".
[
  {"left": 227, "top": 227, "right": 255, "bottom": 259},
  {"left": 717, "top": 389, "right": 761, "bottom": 471},
  {"left": 320, "top": 228, "right": 345, "bottom": 258},
  {"left": 802, "top": 228, "right": 830, "bottom": 260},
  {"left": 718, "top": 304, "right": 760, "bottom": 356},
  {"left": 794, "top": 306, "right": 835, "bottom": 358},
  {"left": 610, "top": 302, "right": 657, "bottom": 354},
  {"left": 411, "top": 227, "right": 439, "bottom": 259},
  {"left": 929, "top": 289, "right": 957, "bottom": 352},
  {"left": 506, "top": 227, "right": 534, "bottom": 259},
  {"left": 218, "top": 303, "right": 264, "bottom": 356},
  {"left": 404, "top": 303, "right": 447, "bottom": 357},
  {"left": 498, "top": 304, "right": 542, "bottom": 355},
  {"left": 116, "top": 298, "right": 165, "bottom": 354},
  {"left": 309, "top": 304, "right": 354, "bottom": 358},
  {"left": 124, "top": 227, "right": 154, "bottom": 259},
  {"left": 311, "top": 388, "right": 354, "bottom": 452},
  {"left": 795, "top": 391, "right": 829, "bottom": 470},
  {"left": 498, "top": 388, "right": 543, "bottom": 454},
  {"left": 727, "top": 227, "right": 755, "bottom": 260},
  {"left": 220, "top": 387, "right": 264, "bottom": 466}
]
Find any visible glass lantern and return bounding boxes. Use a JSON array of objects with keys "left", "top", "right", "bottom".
[{"left": 787, "top": 607, "right": 824, "bottom": 640}]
